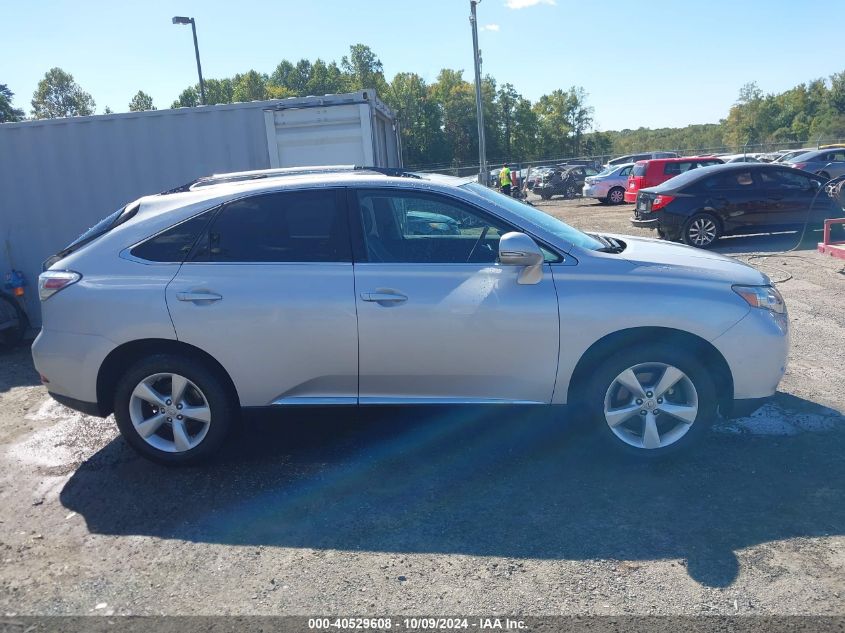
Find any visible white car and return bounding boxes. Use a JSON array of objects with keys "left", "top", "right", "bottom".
[
  {"left": 583, "top": 163, "right": 634, "bottom": 204},
  {"left": 32, "top": 167, "right": 789, "bottom": 464}
]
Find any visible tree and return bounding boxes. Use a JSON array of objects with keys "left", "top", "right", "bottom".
[
  {"left": 385, "top": 72, "right": 446, "bottom": 167},
  {"left": 0, "top": 84, "right": 25, "bottom": 122},
  {"left": 232, "top": 70, "right": 268, "bottom": 102},
  {"left": 128, "top": 90, "right": 156, "bottom": 112},
  {"left": 342, "top": 44, "right": 388, "bottom": 94},
  {"left": 171, "top": 86, "right": 199, "bottom": 109},
  {"left": 103, "top": 106, "right": 114, "bottom": 114},
  {"left": 31, "top": 68, "right": 95, "bottom": 119}
]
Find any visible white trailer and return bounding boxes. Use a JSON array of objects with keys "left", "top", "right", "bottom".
[{"left": 0, "top": 90, "right": 401, "bottom": 324}]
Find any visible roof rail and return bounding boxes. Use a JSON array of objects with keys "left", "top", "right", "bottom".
[{"left": 159, "top": 165, "right": 420, "bottom": 195}]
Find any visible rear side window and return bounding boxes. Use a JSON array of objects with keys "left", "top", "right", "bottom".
[
  {"left": 131, "top": 210, "right": 214, "bottom": 262},
  {"left": 632, "top": 163, "right": 647, "bottom": 177},
  {"left": 198, "top": 190, "right": 350, "bottom": 263},
  {"left": 703, "top": 171, "right": 755, "bottom": 189},
  {"left": 760, "top": 169, "right": 816, "bottom": 189}
]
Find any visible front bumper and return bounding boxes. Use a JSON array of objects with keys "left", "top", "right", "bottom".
[
  {"left": 713, "top": 308, "right": 790, "bottom": 401},
  {"left": 583, "top": 184, "right": 609, "bottom": 198}
]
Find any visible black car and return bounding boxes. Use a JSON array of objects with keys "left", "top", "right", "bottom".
[
  {"left": 630, "top": 163, "right": 836, "bottom": 248},
  {"left": 535, "top": 165, "right": 600, "bottom": 200}
]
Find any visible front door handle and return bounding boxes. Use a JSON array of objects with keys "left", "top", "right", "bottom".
[
  {"left": 176, "top": 291, "right": 223, "bottom": 303},
  {"left": 360, "top": 291, "right": 408, "bottom": 304}
]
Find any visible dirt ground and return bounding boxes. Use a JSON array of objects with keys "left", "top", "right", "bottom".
[{"left": 0, "top": 194, "right": 843, "bottom": 617}]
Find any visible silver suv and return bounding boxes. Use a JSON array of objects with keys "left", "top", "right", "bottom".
[{"left": 32, "top": 167, "right": 789, "bottom": 464}]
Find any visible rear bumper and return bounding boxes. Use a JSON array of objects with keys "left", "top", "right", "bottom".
[
  {"left": 31, "top": 328, "right": 114, "bottom": 404},
  {"left": 624, "top": 190, "right": 638, "bottom": 203},
  {"left": 629, "top": 216, "right": 659, "bottom": 228}
]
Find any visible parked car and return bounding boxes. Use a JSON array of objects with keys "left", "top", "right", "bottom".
[
  {"left": 535, "top": 165, "right": 601, "bottom": 200},
  {"left": 630, "top": 163, "right": 835, "bottom": 247},
  {"left": 32, "top": 166, "right": 788, "bottom": 464},
  {"left": 606, "top": 152, "right": 679, "bottom": 168},
  {"left": 582, "top": 163, "right": 634, "bottom": 205},
  {"left": 525, "top": 166, "right": 553, "bottom": 191},
  {"left": 718, "top": 154, "right": 760, "bottom": 163},
  {"left": 624, "top": 156, "right": 724, "bottom": 203},
  {"left": 773, "top": 149, "right": 813, "bottom": 163},
  {"left": 786, "top": 148, "right": 845, "bottom": 180}
]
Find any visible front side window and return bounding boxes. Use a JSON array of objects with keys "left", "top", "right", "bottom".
[
  {"left": 356, "top": 190, "right": 513, "bottom": 264},
  {"left": 196, "top": 190, "right": 350, "bottom": 263},
  {"left": 759, "top": 169, "right": 815, "bottom": 189}
]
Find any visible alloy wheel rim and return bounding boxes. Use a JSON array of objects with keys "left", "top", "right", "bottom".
[
  {"left": 610, "top": 189, "right": 624, "bottom": 203},
  {"left": 603, "top": 362, "right": 698, "bottom": 450},
  {"left": 129, "top": 373, "right": 211, "bottom": 453},
  {"left": 688, "top": 218, "right": 717, "bottom": 246}
]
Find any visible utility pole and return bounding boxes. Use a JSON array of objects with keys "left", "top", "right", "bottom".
[
  {"left": 172, "top": 16, "right": 207, "bottom": 105},
  {"left": 469, "top": 0, "right": 487, "bottom": 185}
]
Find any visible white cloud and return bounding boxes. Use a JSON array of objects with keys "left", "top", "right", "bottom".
[
  {"left": 505, "top": 0, "right": 555, "bottom": 8},
  {"left": 480, "top": 23, "right": 500, "bottom": 31}
]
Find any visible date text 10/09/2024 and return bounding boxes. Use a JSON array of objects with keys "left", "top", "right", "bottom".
[{"left": 307, "top": 618, "right": 527, "bottom": 630}]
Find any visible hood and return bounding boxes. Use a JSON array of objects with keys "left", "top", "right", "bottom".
[{"left": 605, "top": 233, "right": 769, "bottom": 286}]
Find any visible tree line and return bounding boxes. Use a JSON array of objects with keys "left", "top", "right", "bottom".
[{"left": 2, "top": 44, "right": 844, "bottom": 169}]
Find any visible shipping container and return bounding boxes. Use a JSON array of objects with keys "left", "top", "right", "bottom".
[{"left": 0, "top": 90, "right": 400, "bottom": 325}]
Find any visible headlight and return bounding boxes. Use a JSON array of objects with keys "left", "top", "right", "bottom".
[
  {"left": 732, "top": 284, "right": 785, "bottom": 313},
  {"left": 733, "top": 284, "right": 788, "bottom": 332}
]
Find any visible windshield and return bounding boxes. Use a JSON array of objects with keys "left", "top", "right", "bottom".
[{"left": 461, "top": 183, "right": 604, "bottom": 251}]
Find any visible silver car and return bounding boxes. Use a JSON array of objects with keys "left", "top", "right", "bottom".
[
  {"left": 32, "top": 167, "right": 789, "bottom": 464},
  {"left": 786, "top": 148, "right": 845, "bottom": 180},
  {"left": 583, "top": 163, "right": 634, "bottom": 204}
]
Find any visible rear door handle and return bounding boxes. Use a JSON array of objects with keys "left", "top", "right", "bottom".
[
  {"left": 360, "top": 291, "right": 408, "bottom": 303},
  {"left": 176, "top": 291, "right": 223, "bottom": 303}
]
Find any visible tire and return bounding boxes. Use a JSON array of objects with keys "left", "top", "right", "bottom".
[
  {"left": 682, "top": 213, "right": 721, "bottom": 248},
  {"left": 583, "top": 343, "right": 717, "bottom": 459},
  {"left": 564, "top": 185, "right": 577, "bottom": 199},
  {"left": 0, "top": 292, "right": 27, "bottom": 349},
  {"left": 539, "top": 192, "right": 551, "bottom": 201},
  {"left": 597, "top": 197, "right": 609, "bottom": 205},
  {"left": 607, "top": 187, "right": 625, "bottom": 205},
  {"left": 114, "top": 353, "right": 237, "bottom": 465}
]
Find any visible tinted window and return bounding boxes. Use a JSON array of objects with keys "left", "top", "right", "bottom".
[
  {"left": 703, "top": 170, "right": 755, "bottom": 189},
  {"left": 357, "top": 190, "right": 515, "bottom": 264},
  {"left": 200, "top": 190, "right": 350, "bottom": 263},
  {"left": 759, "top": 169, "right": 816, "bottom": 189},
  {"left": 132, "top": 210, "right": 214, "bottom": 262},
  {"left": 632, "top": 163, "right": 647, "bottom": 177}
]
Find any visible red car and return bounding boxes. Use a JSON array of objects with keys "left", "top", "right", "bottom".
[{"left": 624, "top": 156, "right": 724, "bottom": 203}]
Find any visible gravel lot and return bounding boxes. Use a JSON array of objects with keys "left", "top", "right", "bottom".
[{"left": 1, "top": 194, "right": 843, "bottom": 617}]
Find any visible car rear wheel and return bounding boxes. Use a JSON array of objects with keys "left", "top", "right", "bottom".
[
  {"left": 539, "top": 192, "right": 551, "bottom": 200},
  {"left": 564, "top": 185, "right": 577, "bottom": 199},
  {"left": 114, "top": 354, "right": 236, "bottom": 465},
  {"left": 585, "top": 344, "right": 717, "bottom": 458},
  {"left": 0, "top": 292, "right": 27, "bottom": 349},
  {"left": 607, "top": 187, "right": 625, "bottom": 205},
  {"left": 682, "top": 213, "right": 721, "bottom": 248}
]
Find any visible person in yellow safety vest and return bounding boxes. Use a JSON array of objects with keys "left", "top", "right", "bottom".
[{"left": 499, "top": 166, "right": 512, "bottom": 196}]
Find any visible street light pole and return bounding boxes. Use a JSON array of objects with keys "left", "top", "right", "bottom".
[
  {"left": 172, "top": 16, "right": 206, "bottom": 106},
  {"left": 469, "top": 0, "right": 487, "bottom": 185}
]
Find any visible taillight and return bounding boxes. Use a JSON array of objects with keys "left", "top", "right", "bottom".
[
  {"left": 792, "top": 163, "right": 807, "bottom": 170},
  {"left": 38, "top": 271, "right": 81, "bottom": 301},
  {"left": 651, "top": 195, "right": 675, "bottom": 211}
]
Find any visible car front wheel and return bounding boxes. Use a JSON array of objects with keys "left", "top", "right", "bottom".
[
  {"left": 586, "top": 344, "right": 717, "bottom": 458},
  {"left": 114, "top": 354, "right": 236, "bottom": 465}
]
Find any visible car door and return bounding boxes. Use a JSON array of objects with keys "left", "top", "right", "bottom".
[
  {"left": 165, "top": 189, "right": 359, "bottom": 407},
  {"left": 351, "top": 187, "right": 560, "bottom": 404},
  {"left": 759, "top": 168, "right": 829, "bottom": 227},
  {"left": 698, "top": 169, "right": 765, "bottom": 231}
]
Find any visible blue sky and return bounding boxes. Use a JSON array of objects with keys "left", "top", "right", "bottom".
[{"left": 3, "top": 0, "right": 840, "bottom": 131}]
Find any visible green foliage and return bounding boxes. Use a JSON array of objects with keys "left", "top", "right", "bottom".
[
  {"left": 0, "top": 84, "right": 25, "bottom": 122},
  {"left": 128, "top": 90, "right": 156, "bottom": 112},
  {"left": 31, "top": 68, "right": 95, "bottom": 119}
]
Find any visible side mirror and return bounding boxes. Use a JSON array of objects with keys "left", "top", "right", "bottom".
[{"left": 498, "top": 232, "right": 544, "bottom": 285}]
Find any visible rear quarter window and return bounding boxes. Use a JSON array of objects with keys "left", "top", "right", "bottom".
[
  {"left": 131, "top": 210, "right": 215, "bottom": 262},
  {"left": 632, "top": 164, "right": 647, "bottom": 177}
]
